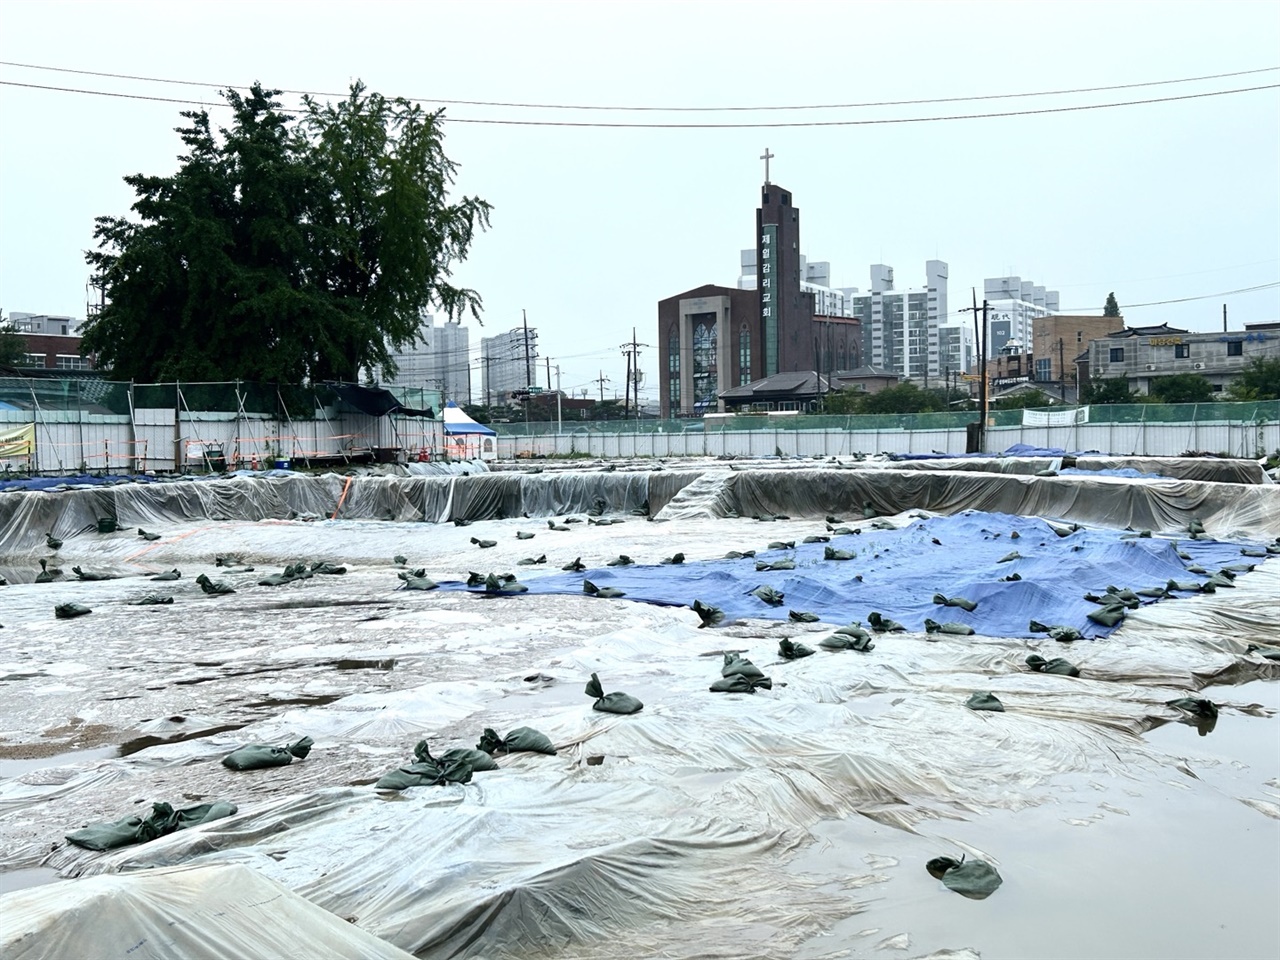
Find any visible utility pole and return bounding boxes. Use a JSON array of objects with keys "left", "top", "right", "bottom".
[
  {"left": 522, "top": 309, "right": 533, "bottom": 392},
  {"left": 619, "top": 327, "right": 651, "bottom": 421},
  {"left": 624, "top": 349, "right": 632, "bottom": 417},
  {"left": 1223, "top": 303, "right": 1228, "bottom": 332},
  {"left": 1058, "top": 337, "right": 1067, "bottom": 402},
  {"left": 593, "top": 370, "right": 610, "bottom": 404},
  {"left": 483, "top": 354, "right": 491, "bottom": 408},
  {"left": 554, "top": 364, "right": 562, "bottom": 434},
  {"left": 545, "top": 357, "right": 551, "bottom": 391},
  {"left": 961, "top": 290, "right": 990, "bottom": 452}
]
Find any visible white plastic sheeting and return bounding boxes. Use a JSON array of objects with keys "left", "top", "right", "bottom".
[
  {"left": 0, "top": 470, "right": 1277, "bottom": 960},
  {"left": 0, "top": 862, "right": 415, "bottom": 959}
]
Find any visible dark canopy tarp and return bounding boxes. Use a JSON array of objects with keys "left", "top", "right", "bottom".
[{"left": 329, "top": 383, "right": 434, "bottom": 418}]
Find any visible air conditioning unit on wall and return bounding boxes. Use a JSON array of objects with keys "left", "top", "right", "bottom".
[
  {"left": 1144, "top": 364, "right": 1156, "bottom": 371},
  {"left": 1192, "top": 362, "right": 1205, "bottom": 370}
]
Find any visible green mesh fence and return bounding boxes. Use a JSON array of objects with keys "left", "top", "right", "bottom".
[
  {"left": 489, "top": 402, "right": 1280, "bottom": 437},
  {"left": 0, "top": 377, "right": 131, "bottom": 416}
]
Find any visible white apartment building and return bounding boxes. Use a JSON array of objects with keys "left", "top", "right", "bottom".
[
  {"left": 384, "top": 315, "right": 472, "bottom": 405},
  {"left": 480, "top": 326, "right": 539, "bottom": 404},
  {"left": 846, "top": 260, "right": 950, "bottom": 380},
  {"left": 983, "top": 276, "right": 1060, "bottom": 355},
  {"left": 9, "top": 313, "right": 80, "bottom": 335}
]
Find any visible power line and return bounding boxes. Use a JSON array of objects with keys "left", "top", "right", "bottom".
[
  {"left": 1054, "top": 281, "right": 1280, "bottom": 313},
  {"left": 2, "top": 78, "right": 1277, "bottom": 128},
  {"left": 1, "top": 59, "right": 1274, "bottom": 112}
]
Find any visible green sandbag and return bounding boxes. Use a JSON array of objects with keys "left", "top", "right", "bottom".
[
  {"left": 585, "top": 672, "right": 643, "bottom": 715},
  {"left": 823, "top": 546, "right": 855, "bottom": 561},
  {"left": 710, "top": 673, "right": 772, "bottom": 694},
  {"left": 802, "top": 535, "right": 830, "bottom": 544},
  {"left": 1136, "top": 586, "right": 1169, "bottom": 598},
  {"left": 484, "top": 573, "right": 528, "bottom": 594},
  {"left": 399, "top": 574, "right": 438, "bottom": 590},
  {"left": 997, "top": 551, "right": 1023, "bottom": 563},
  {"left": 1166, "top": 579, "right": 1202, "bottom": 593},
  {"left": 375, "top": 758, "right": 474, "bottom": 791},
  {"left": 1086, "top": 606, "right": 1125, "bottom": 627},
  {"left": 516, "top": 531, "right": 535, "bottom": 540},
  {"left": 660, "top": 553, "right": 685, "bottom": 565},
  {"left": 517, "top": 555, "right": 547, "bottom": 566},
  {"left": 721, "top": 654, "right": 766, "bottom": 681},
  {"left": 926, "top": 856, "right": 1003, "bottom": 899},
  {"left": 1026, "top": 653, "right": 1080, "bottom": 677},
  {"left": 195, "top": 574, "right": 235, "bottom": 595},
  {"left": 819, "top": 633, "right": 874, "bottom": 651},
  {"left": 692, "top": 600, "right": 724, "bottom": 628},
  {"left": 73, "top": 566, "right": 118, "bottom": 581},
  {"left": 433, "top": 746, "right": 500, "bottom": 772},
  {"left": 751, "top": 585, "right": 785, "bottom": 606},
  {"left": 54, "top": 603, "right": 91, "bottom": 619},
  {"left": 966, "top": 692, "right": 1005, "bottom": 712},
  {"left": 548, "top": 521, "right": 570, "bottom": 531},
  {"left": 1028, "top": 620, "right": 1083, "bottom": 642},
  {"left": 393, "top": 554, "right": 408, "bottom": 565},
  {"left": 222, "top": 736, "right": 313, "bottom": 771},
  {"left": 66, "top": 800, "right": 238, "bottom": 851},
  {"left": 310, "top": 561, "right": 346, "bottom": 575},
  {"left": 862, "top": 501, "right": 877, "bottom": 519},
  {"left": 833, "top": 623, "right": 871, "bottom": 640},
  {"left": 867, "top": 611, "right": 905, "bottom": 632},
  {"left": 1166, "top": 697, "right": 1218, "bottom": 719},
  {"left": 925, "top": 619, "right": 975, "bottom": 636},
  {"left": 756, "top": 559, "right": 796, "bottom": 571},
  {"left": 724, "top": 550, "right": 756, "bottom": 559},
  {"left": 471, "top": 537, "right": 497, "bottom": 549},
  {"left": 562, "top": 557, "right": 586, "bottom": 571},
  {"left": 150, "top": 569, "right": 182, "bottom": 581},
  {"left": 933, "top": 594, "right": 978, "bottom": 612},
  {"left": 788, "top": 610, "right": 820, "bottom": 623},
  {"left": 779, "top": 638, "right": 815, "bottom": 659},
  {"left": 476, "top": 726, "right": 557, "bottom": 755},
  {"left": 129, "top": 594, "right": 174, "bottom": 606},
  {"left": 138, "top": 528, "right": 161, "bottom": 541},
  {"left": 829, "top": 526, "right": 856, "bottom": 536},
  {"left": 584, "top": 579, "right": 625, "bottom": 599},
  {"left": 97, "top": 517, "right": 119, "bottom": 534},
  {"left": 767, "top": 541, "right": 795, "bottom": 550},
  {"left": 999, "top": 572, "right": 1022, "bottom": 582},
  {"left": 606, "top": 555, "right": 634, "bottom": 566}
]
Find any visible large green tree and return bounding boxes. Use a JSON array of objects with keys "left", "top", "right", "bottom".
[
  {"left": 1103, "top": 292, "right": 1121, "bottom": 318},
  {"left": 1147, "top": 373, "right": 1214, "bottom": 404},
  {"left": 1080, "top": 376, "right": 1137, "bottom": 404},
  {"left": 1226, "top": 357, "right": 1280, "bottom": 401},
  {"left": 81, "top": 83, "right": 491, "bottom": 383},
  {"left": 0, "top": 315, "right": 24, "bottom": 368}
]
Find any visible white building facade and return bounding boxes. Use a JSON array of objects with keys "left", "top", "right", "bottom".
[
  {"left": 739, "top": 251, "right": 855, "bottom": 318},
  {"left": 983, "top": 276, "right": 1060, "bottom": 355},
  {"left": 384, "top": 316, "right": 472, "bottom": 404},
  {"left": 481, "top": 326, "right": 539, "bottom": 405}
]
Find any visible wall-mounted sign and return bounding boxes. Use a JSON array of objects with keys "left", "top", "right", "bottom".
[
  {"left": 1148, "top": 337, "right": 1183, "bottom": 346},
  {"left": 761, "top": 224, "right": 778, "bottom": 376}
]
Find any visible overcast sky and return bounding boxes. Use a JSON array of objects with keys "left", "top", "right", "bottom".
[{"left": 2, "top": 0, "right": 1278, "bottom": 401}]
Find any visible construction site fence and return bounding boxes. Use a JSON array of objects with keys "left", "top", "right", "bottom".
[
  {"left": 0, "top": 378, "right": 443, "bottom": 474},
  {"left": 493, "top": 401, "right": 1280, "bottom": 460}
]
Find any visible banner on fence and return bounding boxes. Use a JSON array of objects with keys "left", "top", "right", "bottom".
[
  {"left": 0, "top": 423, "right": 36, "bottom": 460},
  {"left": 1023, "top": 406, "right": 1089, "bottom": 427}
]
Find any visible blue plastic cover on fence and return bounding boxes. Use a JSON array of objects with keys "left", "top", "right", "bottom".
[
  {"left": 891, "top": 444, "right": 1104, "bottom": 461},
  {"left": 437, "top": 511, "right": 1252, "bottom": 638},
  {"left": 0, "top": 473, "right": 164, "bottom": 494}
]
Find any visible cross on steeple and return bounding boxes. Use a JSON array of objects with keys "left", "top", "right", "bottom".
[{"left": 760, "top": 148, "right": 774, "bottom": 184}]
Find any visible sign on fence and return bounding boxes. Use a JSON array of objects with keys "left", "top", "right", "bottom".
[
  {"left": 1023, "top": 406, "right": 1090, "bottom": 427},
  {"left": 0, "top": 423, "right": 35, "bottom": 460}
]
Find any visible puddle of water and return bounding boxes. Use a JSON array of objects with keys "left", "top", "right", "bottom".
[
  {"left": 0, "top": 746, "right": 119, "bottom": 780},
  {"left": 0, "top": 866, "right": 61, "bottom": 895}
]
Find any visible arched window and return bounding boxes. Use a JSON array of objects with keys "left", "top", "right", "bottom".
[
  {"left": 739, "top": 323, "right": 751, "bottom": 385},
  {"left": 692, "top": 317, "right": 718, "bottom": 410}
]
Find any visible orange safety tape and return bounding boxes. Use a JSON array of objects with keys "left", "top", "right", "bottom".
[{"left": 331, "top": 476, "right": 354, "bottom": 520}]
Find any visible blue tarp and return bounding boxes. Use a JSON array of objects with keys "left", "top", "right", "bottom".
[
  {"left": 891, "top": 444, "right": 1103, "bottom": 461},
  {"left": 437, "top": 511, "right": 1255, "bottom": 638},
  {"left": 0, "top": 473, "right": 165, "bottom": 494}
]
